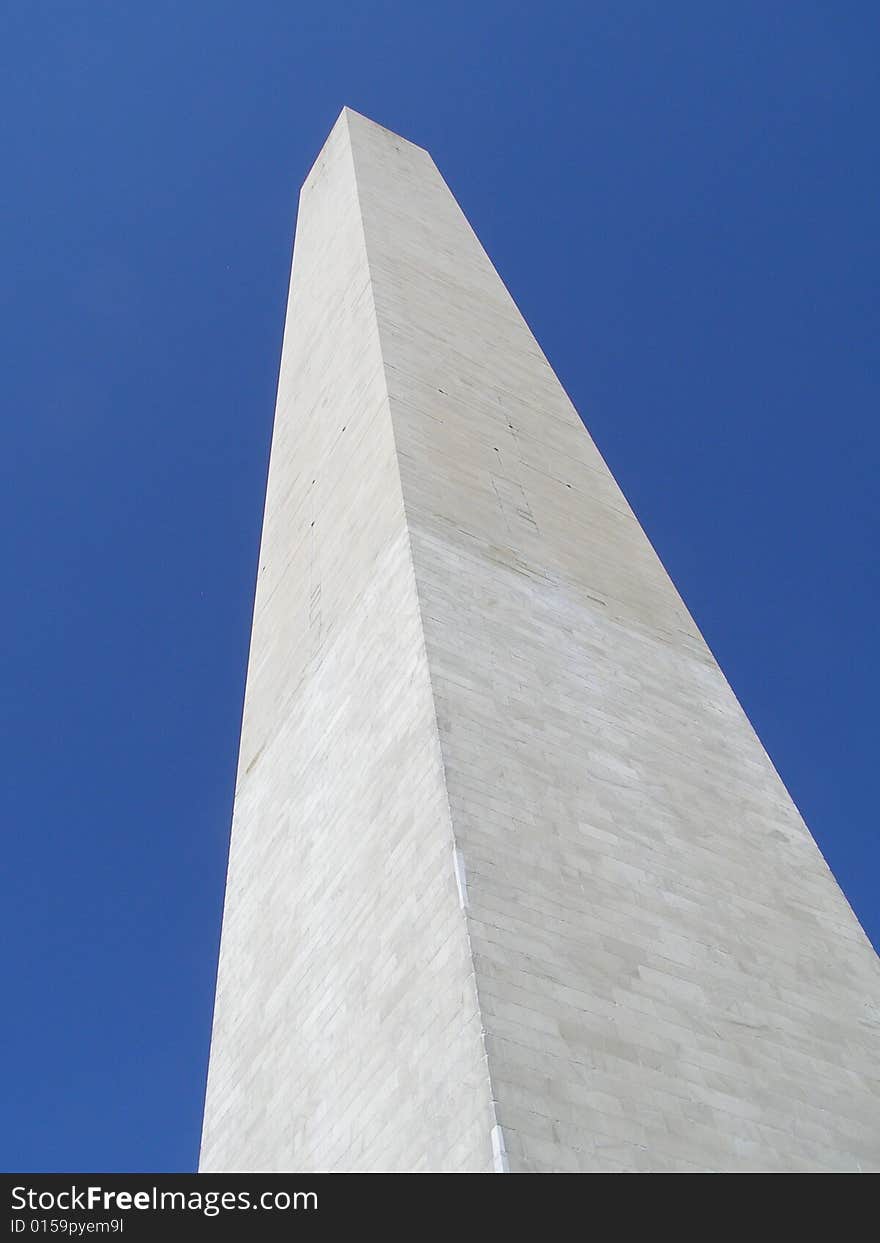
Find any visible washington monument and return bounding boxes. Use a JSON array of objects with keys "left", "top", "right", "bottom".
[{"left": 200, "top": 109, "right": 880, "bottom": 1172}]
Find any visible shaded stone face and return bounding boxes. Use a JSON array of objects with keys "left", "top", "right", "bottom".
[{"left": 200, "top": 108, "right": 880, "bottom": 1173}]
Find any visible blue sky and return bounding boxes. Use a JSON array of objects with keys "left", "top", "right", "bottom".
[{"left": 1, "top": 3, "right": 877, "bottom": 1173}]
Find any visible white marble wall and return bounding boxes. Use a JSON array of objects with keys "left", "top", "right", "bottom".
[{"left": 200, "top": 112, "right": 495, "bottom": 1173}]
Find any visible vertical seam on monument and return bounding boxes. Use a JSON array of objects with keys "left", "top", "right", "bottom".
[{"left": 342, "top": 110, "right": 504, "bottom": 1171}]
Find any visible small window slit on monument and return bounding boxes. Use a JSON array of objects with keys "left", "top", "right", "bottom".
[
  {"left": 491, "top": 1124, "right": 509, "bottom": 1173},
  {"left": 452, "top": 846, "right": 468, "bottom": 910}
]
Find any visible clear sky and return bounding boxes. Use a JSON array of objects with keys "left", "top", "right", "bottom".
[{"left": 1, "top": 2, "right": 877, "bottom": 1173}]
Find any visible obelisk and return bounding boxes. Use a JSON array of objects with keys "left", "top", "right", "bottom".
[{"left": 200, "top": 109, "right": 880, "bottom": 1172}]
